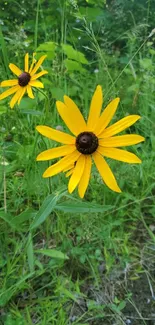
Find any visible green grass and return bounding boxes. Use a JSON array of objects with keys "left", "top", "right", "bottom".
[{"left": 0, "top": 1, "right": 155, "bottom": 324}]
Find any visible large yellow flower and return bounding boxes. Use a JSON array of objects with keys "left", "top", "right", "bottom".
[
  {"left": 36, "top": 85, "right": 145, "bottom": 198},
  {"left": 0, "top": 53, "right": 48, "bottom": 109}
]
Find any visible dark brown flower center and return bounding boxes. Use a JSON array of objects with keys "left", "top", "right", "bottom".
[
  {"left": 18, "top": 72, "right": 31, "bottom": 87},
  {"left": 76, "top": 132, "right": 98, "bottom": 155}
]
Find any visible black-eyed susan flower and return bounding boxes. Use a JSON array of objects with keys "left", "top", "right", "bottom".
[
  {"left": 0, "top": 53, "right": 47, "bottom": 109},
  {"left": 36, "top": 85, "right": 145, "bottom": 198}
]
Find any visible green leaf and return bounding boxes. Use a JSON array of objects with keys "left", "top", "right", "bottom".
[
  {"left": 149, "top": 48, "right": 155, "bottom": 55},
  {"left": 140, "top": 58, "right": 153, "bottom": 70},
  {"left": 0, "top": 105, "right": 7, "bottom": 114},
  {"left": 64, "top": 59, "right": 85, "bottom": 72},
  {"left": 27, "top": 233, "right": 34, "bottom": 273},
  {"left": 62, "top": 44, "right": 88, "bottom": 64},
  {"left": 0, "top": 209, "right": 36, "bottom": 230},
  {"left": 36, "top": 41, "right": 57, "bottom": 60},
  {"left": 30, "top": 191, "right": 66, "bottom": 229},
  {"left": 118, "top": 300, "right": 126, "bottom": 311},
  {"left": 0, "top": 211, "right": 15, "bottom": 228},
  {"left": 79, "top": 6, "right": 103, "bottom": 22},
  {"left": 11, "top": 209, "right": 36, "bottom": 226},
  {"left": 21, "top": 109, "right": 43, "bottom": 116},
  {"left": 55, "top": 201, "right": 113, "bottom": 213},
  {"left": 56, "top": 287, "right": 77, "bottom": 301},
  {"left": 35, "top": 249, "right": 69, "bottom": 260},
  {"left": 51, "top": 87, "right": 65, "bottom": 100},
  {"left": 18, "top": 98, "right": 37, "bottom": 109},
  {"left": 4, "top": 314, "right": 26, "bottom": 325},
  {"left": 0, "top": 273, "right": 34, "bottom": 307},
  {"left": 151, "top": 134, "right": 155, "bottom": 151},
  {"left": 109, "top": 303, "right": 120, "bottom": 313}
]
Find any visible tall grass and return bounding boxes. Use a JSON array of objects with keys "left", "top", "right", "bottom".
[{"left": 0, "top": 0, "right": 155, "bottom": 324}]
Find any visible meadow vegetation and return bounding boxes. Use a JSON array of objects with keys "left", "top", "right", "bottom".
[{"left": 0, "top": 0, "right": 155, "bottom": 324}]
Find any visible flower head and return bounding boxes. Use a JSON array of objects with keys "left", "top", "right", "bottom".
[
  {"left": 0, "top": 53, "right": 48, "bottom": 109},
  {"left": 36, "top": 85, "right": 145, "bottom": 198}
]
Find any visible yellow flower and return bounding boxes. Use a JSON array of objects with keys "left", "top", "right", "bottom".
[
  {"left": 36, "top": 85, "right": 145, "bottom": 198},
  {"left": 0, "top": 53, "right": 48, "bottom": 109}
]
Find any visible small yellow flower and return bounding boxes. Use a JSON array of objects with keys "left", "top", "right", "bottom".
[
  {"left": 36, "top": 85, "right": 145, "bottom": 198},
  {"left": 0, "top": 53, "right": 48, "bottom": 109}
]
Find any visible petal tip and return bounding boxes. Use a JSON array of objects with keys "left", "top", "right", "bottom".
[
  {"left": 68, "top": 183, "right": 72, "bottom": 193},
  {"left": 137, "top": 135, "right": 145, "bottom": 143},
  {"left": 43, "top": 70, "right": 48, "bottom": 75},
  {"left": 43, "top": 171, "right": 49, "bottom": 178},
  {"left": 36, "top": 155, "right": 41, "bottom": 161},
  {"left": 78, "top": 192, "right": 84, "bottom": 199},
  {"left": 56, "top": 100, "right": 62, "bottom": 107},
  {"left": 97, "top": 85, "right": 102, "bottom": 91},
  {"left": 40, "top": 54, "right": 47, "bottom": 61},
  {"left": 36, "top": 125, "right": 45, "bottom": 134},
  {"left": 116, "top": 188, "right": 122, "bottom": 193},
  {"left": 1, "top": 81, "right": 6, "bottom": 87},
  {"left": 36, "top": 125, "right": 40, "bottom": 132},
  {"left": 63, "top": 95, "right": 70, "bottom": 102},
  {"left": 135, "top": 115, "right": 141, "bottom": 120},
  {"left": 10, "top": 102, "right": 14, "bottom": 109}
]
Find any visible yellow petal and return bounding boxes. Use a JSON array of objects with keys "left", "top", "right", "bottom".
[
  {"left": 43, "top": 150, "right": 81, "bottom": 178},
  {"left": 29, "top": 80, "right": 44, "bottom": 88},
  {"left": 63, "top": 163, "right": 74, "bottom": 173},
  {"left": 99, "top": 134, "right": 145, "bottom": 147},
  {"left": 1, "top": 79, "right": 18, "bottom": 87},
  {"left": 30, "top": 55, "right": 47, "bottom": 76},
  {"left": 66, "top": 168, "right": 74, "bottom": 177},
  {"left": 10, "top": 88, "right": 22, "bottom": 109},
  {"left": 29, "top": 53, "right": 36, "bottom": 74},
  {"left": 27, "top": 85, "right": 34, "bottom": 99},
  {"left": 93, "top": 151, "right": 121, "bottom": 193},
  {"left": 9, "top": 63, "right": 22, "bottom": 76},
  {"left": 31, "top": 70, "right": 48, "bottom": 80},
  {"left": 25, "top": 53, "right": 29, "bottom": 72},
  {"left": 0, "top": 85, "right": 19, "bottom": 100},
  {"left": 68, "top": 155, "right": 86, "bottom": 194},
  {"left": 95, "top": 98, "right": 120, "bottom": 136},
  {"left": 87, "top": 85, "right": 103, "bottom": 131},
  {"left": 78, "top": 155, "right": 92, "bottom": 198},
  {"left": 97, "top": 146, "right": 142, "bottom": 163},
  {"left": 56, "top": 96, "right": 87, "bottom": 136},
  {"left": 100, "top": 115, "right": 141, "bottom": 138},
  {"left": 36, "top": 145, "right": 75, "bottom": 161},
  {"left": 36, "top": 125, "right": 76, "bottom": 144},
  {"left": 18, "top": 87, "right": 26, "bottom": 105}
]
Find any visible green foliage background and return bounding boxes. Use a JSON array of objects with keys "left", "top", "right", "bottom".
[{"left": 0, "top": 0, "right": 155, "bottom": 324}]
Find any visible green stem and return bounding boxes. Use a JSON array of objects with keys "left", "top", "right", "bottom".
[
  {"left": 37, "top": 88, "right": 50, "bottom": 119},
  {"left": 34, "top": 0, "right": 40, "bottom": 50}
]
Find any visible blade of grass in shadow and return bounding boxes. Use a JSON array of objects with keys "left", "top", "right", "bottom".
[
  {"left": 27, "top": 232, "right": 34, "bottom": 273},
  {"left": 30, "top": 190, "right": 67, "bottom": 230},
  {"left": 141, "top": 214, "right": 155, "bottom": 242},
  {"left": 0, "top": 25, "right": 9, "bottom": 76},
  {"left": 34, "top": 0, "right": 40, "bottom": 50}
]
